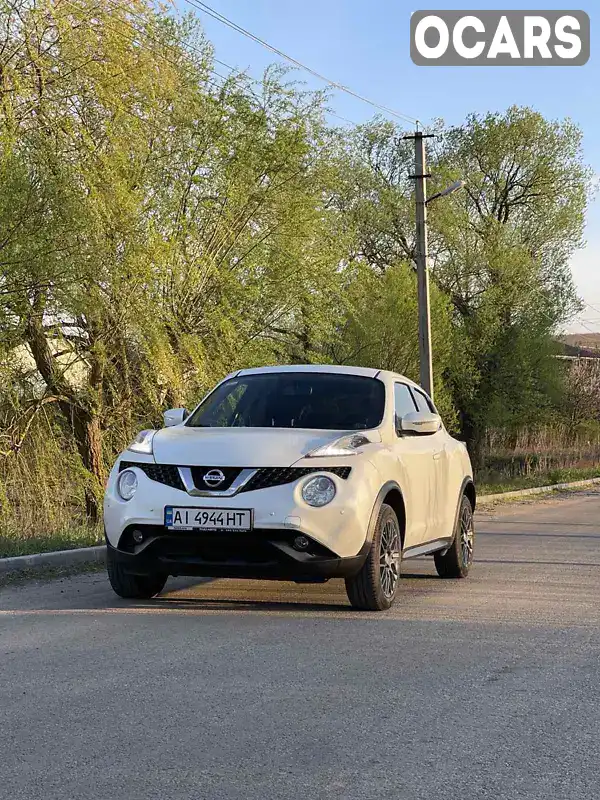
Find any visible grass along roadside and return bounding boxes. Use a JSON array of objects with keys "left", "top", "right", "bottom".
[
  {"left": 0, "top": 524, "right": 103, "bottom": 559},
  {"left": 476, "top": 466, "right": 600, "bottom": 497}
]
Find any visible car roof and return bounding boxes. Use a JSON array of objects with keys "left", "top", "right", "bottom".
[{"left": 234, "top": 364, "right": 421, "bottom": 388}]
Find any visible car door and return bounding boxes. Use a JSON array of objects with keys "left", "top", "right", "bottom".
[
  {"left": 410, "top": 386, "right": 449, "bottom": 538},
  {"left": 392, "top": 382, "right": 438, "bottom": 547}
]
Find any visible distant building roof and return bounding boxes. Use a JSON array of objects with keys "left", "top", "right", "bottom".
[{"left": 557, "top": 341, "right": 600, "bottom": 359}]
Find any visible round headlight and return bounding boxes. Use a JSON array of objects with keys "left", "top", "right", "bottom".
[
  {"left": 301, "top": 475, "right": 336, "bottom": 507},
  {"left": 117, "top": 469, "right": 138, "bottom": 501}
]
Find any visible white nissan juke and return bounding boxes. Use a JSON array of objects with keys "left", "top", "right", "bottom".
[{"left": 104, "top": 365, "right": 475, "bottom": 611}]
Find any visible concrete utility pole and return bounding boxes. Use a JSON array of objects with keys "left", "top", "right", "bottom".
[
  {"left": 405, "top": 131, "right": 435, "bottom": 399},
  {"left": 404, "top": 131, "right": 464, "bottom": 403}
]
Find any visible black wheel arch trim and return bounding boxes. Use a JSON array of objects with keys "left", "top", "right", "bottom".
[
  {"left": 461, "top": 476, "right": 476, "bottom": 509},
  {"left": 452, "top": 477, "right": 476, "bottom": 537},
  {"left": 365, "top": 480, "right": 405, "bottom": 545}
]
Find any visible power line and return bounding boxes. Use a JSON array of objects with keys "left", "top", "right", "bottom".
[
  {"left": 105, "top": 0, "right": 237, "bottom": 86},
  {"left": 184, "top": 0, "right": 420, "bottom": 128},
  {"left": 102, "top": 1, "right": 360, "bottom": 125},
  {"left": 213, "top": 57, "right": 237, "bottom": 72},
  {"left": 13, "top": 0, "right": 360, "bottom": 142},
  {"left": 584, "top": 300, "right": 600, "bottom": 316},
  {"left": 62, "top": 1, "right": 361, "bottom": 128},
  {"left": 61, "top": 0, "right": 228, "bottom": 89},
  {"left": 107, "top": 0, "right": 239, "bottom": 77},
  {"left": 327, "top": 110, "right": 359, "bottom": 126},
  {"left": 573, "top": 318, "right": 600, "bottom": 334}
]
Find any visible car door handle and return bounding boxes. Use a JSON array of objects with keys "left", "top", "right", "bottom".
[{"left": 433, "top": 451, "right": 442, "bottom": 461}]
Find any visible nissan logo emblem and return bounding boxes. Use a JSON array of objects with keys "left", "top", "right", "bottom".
[{"left": 203, "top": 469, "right": 226, "bottom": 488}]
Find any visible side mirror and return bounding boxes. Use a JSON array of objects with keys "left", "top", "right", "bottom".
[
  {"left": 163, "top": 408, "right": 188, "bottom": 428},
  {"left": 401, "top": 411, "right": 442, "bottom": 436}
]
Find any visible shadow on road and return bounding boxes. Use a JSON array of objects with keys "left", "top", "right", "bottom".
[
  {"left": 0, "top": 568, "right": 447, "bottom": 614},
  {"left": 476, "top": 558, "right": 600, "bottom": 567},
  {"left": 479, "top": 530, "right": 600, "bottom": 539},
  {"left": 146, "top": 596, "right": 353, "bottom": 613}
]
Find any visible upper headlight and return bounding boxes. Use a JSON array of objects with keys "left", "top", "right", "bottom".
[
  {"left": 302, "top": 475, "right": 336, "bottom": 507},
  {"left": 117, "top": 469, "right": 138, "bottom": 501},
  {"left": 128, "top": 429, "right": 156, "bottom": 455},
  {"left": 306, "top": 433, "right": 370, "bottom": 458}
]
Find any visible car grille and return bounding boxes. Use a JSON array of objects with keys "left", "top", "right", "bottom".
[
  {"left": 118, "top": 461, "right": 350, "bottom": 493},
  {"left": 119, "top": 461, "right": 185, "bottom": 491},
  {"left": 238, "top": 466, "right": 351, "bottom": 493}
]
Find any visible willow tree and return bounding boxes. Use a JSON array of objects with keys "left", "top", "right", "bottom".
[
  {"left": 0, "top": 0, "right": 211, "bottom": 517},
  {"left": 0, "top": 0, "right": 350, "bottom": 519},
  {"left": 144, "top": 65, "right": 352, "bottom": 393}
]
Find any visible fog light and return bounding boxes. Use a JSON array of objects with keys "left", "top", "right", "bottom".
[
  {"left": 293, "top": 535, "right": 310, "bottom": 551},
  {"left": 132, "top": 529, "right": 144, "bottom": 544}
]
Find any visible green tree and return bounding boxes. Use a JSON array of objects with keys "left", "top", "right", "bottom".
[
  {"left": 0, "top": 0, "right": 351, "bottom": 519},
  {"left": 333, "top": 109, "right": 592, "bottom": 462},
  {"left": 325, "top": 119, "right": 458, "bottom": 423},
  {"left": 432, "top": 107, "right": 592, "bottom": 462},
  {"left": 1, "top": 0, "right": 211, "bottom": 517},
  {"left": 331, "top": 262, "right": 457, "bottom": 427}
]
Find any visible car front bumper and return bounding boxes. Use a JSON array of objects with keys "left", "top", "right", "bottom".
[
  {"left": 106, "top": 528, "right": 370, "bottom": 581},
  {"left": 103, "top": 455, "right": 382, "bottom": 578}
]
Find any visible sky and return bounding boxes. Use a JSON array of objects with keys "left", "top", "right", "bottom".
[{"left": 175, "top": 0, "right": 599, "bottom": 333}]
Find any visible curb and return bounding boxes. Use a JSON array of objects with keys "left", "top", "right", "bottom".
[
  {"left": 1, "top": 477, "right": 599, "bottom": 577},
  {"left": 477, "top": 476, "right": 600, "bottom": 504},
  {"left": 0, "top": 544, "right": 106, "bottom": 575}
]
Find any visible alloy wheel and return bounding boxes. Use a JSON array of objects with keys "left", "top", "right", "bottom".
[
  {"left": 460, "top": 504, "right": 474, "bottom": 567},
  {"left": 379, "top": 518, "right": 401, "bottom": 599}
]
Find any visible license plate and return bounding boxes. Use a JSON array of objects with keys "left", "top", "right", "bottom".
[{"left": 164, "top": 506, "right": 253, "bottom": 532}]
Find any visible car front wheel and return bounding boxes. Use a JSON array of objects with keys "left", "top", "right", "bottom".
[
  {"left": 106, "top": 547, "right": 167, "bottom": 599},
  {"left": 434, "top": 494, "right": 474, "bottom": 579},
  {"left": 345, "top": 503, "right": 401, "bottom": 611}
]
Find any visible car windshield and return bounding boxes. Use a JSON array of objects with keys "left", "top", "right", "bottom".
[{"left": 186, "top": 372, "right": 385, "bottom": 430}]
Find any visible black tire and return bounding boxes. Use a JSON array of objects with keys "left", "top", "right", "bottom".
[
  {"left": 345, "top": 503, "right": 402, "bottom": 611},
  {"left": 434, "top": 494, "right": 474, "bottom": 579},
  {"left": 106, "top": 548, "right": 167, "bottom": 599}
]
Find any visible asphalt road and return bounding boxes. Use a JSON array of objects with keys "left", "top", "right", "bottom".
[{"left": 2, "top": 489, "right": 600, "bottom": 800}]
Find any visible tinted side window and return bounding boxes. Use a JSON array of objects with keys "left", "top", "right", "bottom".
[
  {"left": 394, "top": 383, "right": 417, "bottom": 427},
  {"left": 412, "top": 388, "right": 435, "bottom": 414}
]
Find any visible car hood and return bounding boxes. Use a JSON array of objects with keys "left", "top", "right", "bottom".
[{"left": 151, "top": 426, "right": 352, "bottom": 467}]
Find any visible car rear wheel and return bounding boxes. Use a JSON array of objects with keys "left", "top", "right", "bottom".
[
  {"left": 434, "top": 494, "right": 474, "bottom": 579},
  {"left": 106, "top": 548, "right": 167, "bottom": 599},
  {"left": 345, "top": 503, "right": 401, "bottom": 611}
]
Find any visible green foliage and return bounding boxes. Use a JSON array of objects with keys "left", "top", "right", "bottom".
[
  {"left": 430, "top": 107, "right": 591, "bottom": 459},
  {"left": 478, "top": 467, "right": 600, "bottom": 497},
  {"left": 0, "top": 1, "right": 595, "bottom": 541},
  {"left": 331, "top": 262, "right": 458, "bottom": 429},
  {"left": 0, "top": 0, "right": 352, "bottom": 520},
  {"left": 327, "top": 107, "right": 592, "bottom": 457}
]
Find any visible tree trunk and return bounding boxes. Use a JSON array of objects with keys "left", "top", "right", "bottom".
[
  {"left": 54, "top": 399, "right": 105, "bottom": 522},
  {"left": 165, "top": 385, "right": 184, "bottom": 410},
  {"left": 69, "top": 408, "right": 104, "bottom": 522},
  {"left": 24, "top": 302, "right": 105, "bottom": 522},
  {"left": 461, "top": 411, "right": 485, "bottom": 471}
]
